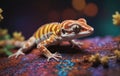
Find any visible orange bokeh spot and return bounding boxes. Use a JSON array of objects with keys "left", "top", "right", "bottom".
[
  {"left": 62, "top": 8, "right": 77, "bottom": 20},
  {"left": 72, "top": 0, "right": 86, "bottom": 11},
  {"left": 84, "top": 3, "right": 98, "bottom": 17}
]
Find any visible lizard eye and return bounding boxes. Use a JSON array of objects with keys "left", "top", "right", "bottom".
[{"left": 72, "top": 24, "right": 81, "bottom": 34}]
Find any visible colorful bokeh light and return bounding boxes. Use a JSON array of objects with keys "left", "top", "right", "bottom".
[
  {"left": 84, "top": 3, "right": 98, "bottom": 17},
  {"left": 72, "top": 0, "right": 86, "bottom": 11}
]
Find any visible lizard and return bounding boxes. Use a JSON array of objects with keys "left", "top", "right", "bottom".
[{"left": 8, "top": 18, "right": 94, "bottom": 61}]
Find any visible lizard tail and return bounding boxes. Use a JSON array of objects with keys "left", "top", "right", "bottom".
[{"left": 0, "top": 40, "right": 25, "bottom": 47}]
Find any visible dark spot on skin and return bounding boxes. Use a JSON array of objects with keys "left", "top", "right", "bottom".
[{"left": 62, "top": 29, "right": 66, "bottom": 34}]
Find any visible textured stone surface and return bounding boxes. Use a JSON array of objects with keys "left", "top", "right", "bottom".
[{"left": 0, "top": 36, "right": 120, "bottom": 76}]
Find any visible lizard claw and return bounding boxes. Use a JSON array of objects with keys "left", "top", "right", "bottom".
[
  {"left": 47, "top": 52, "right": 62, "bottom": 61},
  {"left": 8, "top": 51, "right": 25, "bottom": 58}
]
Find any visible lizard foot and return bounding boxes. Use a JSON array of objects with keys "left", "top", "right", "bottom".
[
  {"left": 47, "top": 52, "right": 62, "bottom": 61},
  {"left": 8, "top": 50, "right": 25, "bottom": 58}
]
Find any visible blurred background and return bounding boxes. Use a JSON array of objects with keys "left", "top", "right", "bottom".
[{"left": 0, "top": 0, "right": 120, "bottom": 39}]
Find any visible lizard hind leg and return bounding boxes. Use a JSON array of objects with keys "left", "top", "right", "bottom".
[
  {"left": 8, "top": 48, "right": 25, "bottom": 58},
  {"left": 8, "top": 36, "right": 36, "bottom": 58}
]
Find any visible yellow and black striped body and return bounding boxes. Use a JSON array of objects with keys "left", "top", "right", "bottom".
[{"left": 33, "top": 22, "right": 61, "bottom": 43}]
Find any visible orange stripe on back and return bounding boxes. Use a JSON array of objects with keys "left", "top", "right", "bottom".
[
  {"left": 44, "top": 24, "right": 50, "bottom": 36},
  {"left": 39, "top": 25, "right": 46, "bottom": 38},
  {"left": 33, "top": 27, "right": 41, "bottom": 39},
  {"left": 33, "top": 23, "right": 60, "bottom": 39}
]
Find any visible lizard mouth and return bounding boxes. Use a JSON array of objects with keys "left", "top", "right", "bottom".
[
  {"left": 61, "top": 29, "right": 94, "bottom": 40},
  {"left": 78, "top": 31, "right": 94, "bottom": 37}
]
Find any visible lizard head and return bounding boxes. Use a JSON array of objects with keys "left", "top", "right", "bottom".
[{"left": 60, "top": 18, "right": 94, "bottom": 40}]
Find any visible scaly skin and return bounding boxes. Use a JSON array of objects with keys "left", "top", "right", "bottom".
[{"left": 9, "top": 18, "right": 94, "bottom": 61}]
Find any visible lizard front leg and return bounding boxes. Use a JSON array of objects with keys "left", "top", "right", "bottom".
[
  {"left": 70, "top": 39, "right": 84, "bottom": 48},
  {"left": 37, "top": 35, "right": 62, "bottom": 61},
  {"left": 9, "top": 36, "right": 36, "bottom": 58}
]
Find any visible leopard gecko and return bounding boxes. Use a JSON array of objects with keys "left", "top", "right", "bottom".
[{"left": 9, "top": 18, "right": 94, "bottom": 61}]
